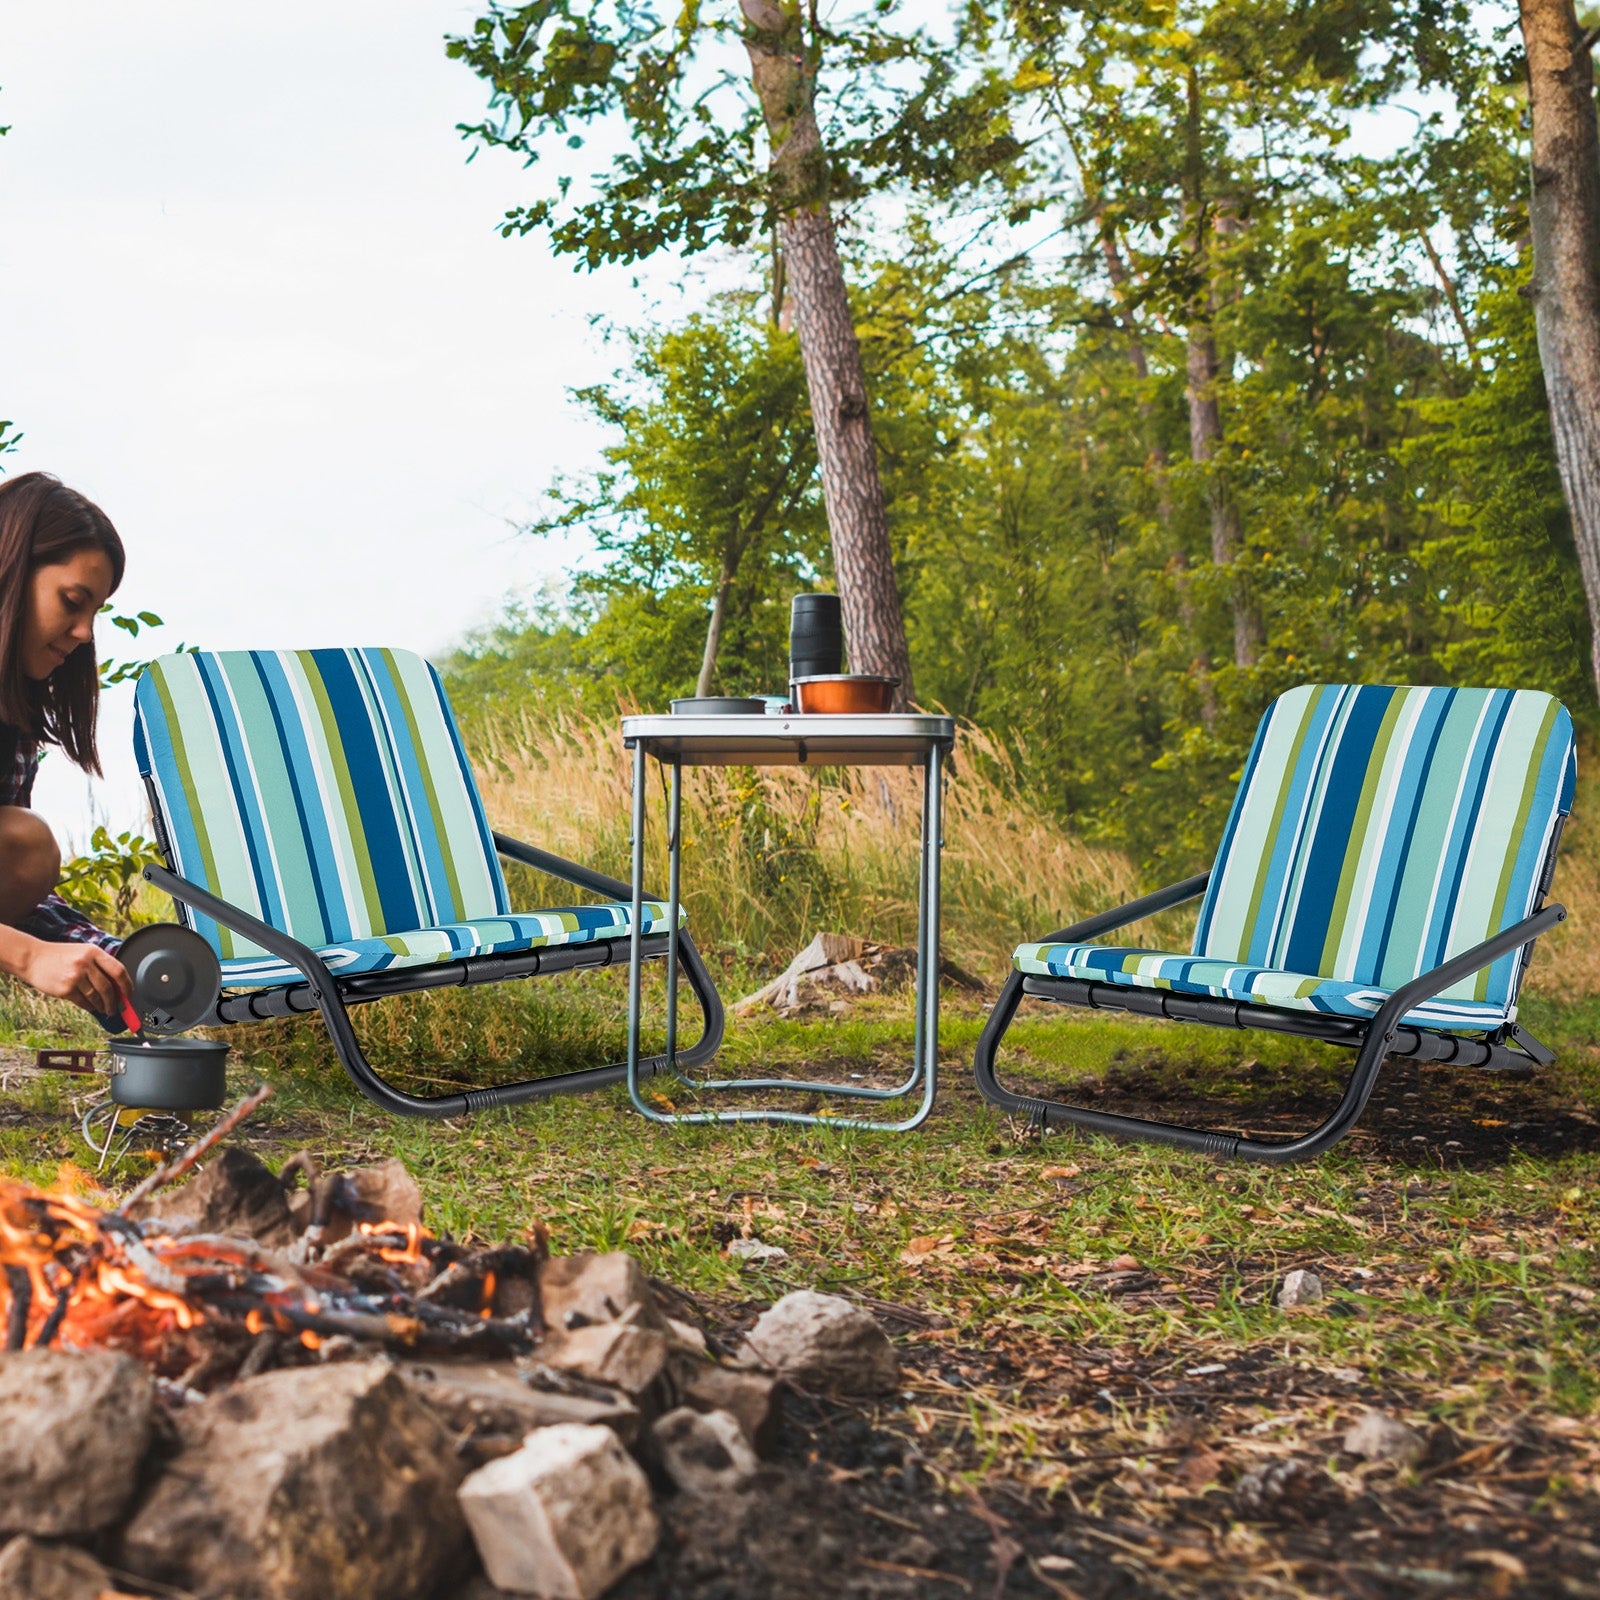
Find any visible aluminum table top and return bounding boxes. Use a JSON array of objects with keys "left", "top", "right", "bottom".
[{"left": 622, "top": 712, "right": 955, "bottom": 766}]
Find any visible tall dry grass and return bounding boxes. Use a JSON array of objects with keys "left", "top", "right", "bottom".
[
  {"left": 473, "top": 712, "right": 1140, "bottom": 982},
  {"left": 1525, "top": 782, "right": 1600, "bottom": 999},
  {"left": 472, "top": 710, "right": 1600, "bottom": 1000}
]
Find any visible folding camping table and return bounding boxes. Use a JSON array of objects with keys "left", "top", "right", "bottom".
[{"left": 620, "top": 712, "right": 956, "bottom": 1129}]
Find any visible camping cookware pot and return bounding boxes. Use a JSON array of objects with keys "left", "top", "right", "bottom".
[
  {"left": 791, "top": 675, "right": 899, "bottom": 715},
  {"left": 33, "top": 922, "right": 230, "bottom": 1110},
  {"left": 669, "top": 697, "right": 767, "bottom": 715},
  {"left": 106, "top": 1036, "right": 231, "bottom": 1110},
  {"left": 117, "top": 923, "right": 224, "bottom": 1034}
]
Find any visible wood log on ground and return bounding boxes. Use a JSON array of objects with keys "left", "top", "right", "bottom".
[{"left": 735, "top": 931, "right": 988, "bottom": 1015}]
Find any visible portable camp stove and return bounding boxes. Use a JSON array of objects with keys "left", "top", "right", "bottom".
[{"left": 34, "top": 924, "right": 229, "bottom": 1169}]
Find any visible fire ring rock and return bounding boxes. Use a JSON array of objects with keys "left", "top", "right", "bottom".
[
  {"left": 737, "top": 1291, "right": 900, "bottom": 1398},
  {"left": 116, "top": 1361, "right": 468, "bottom": 1600},
  {"left": 0, "top": 1537, "right": 118, "bottom": 1600},
  {"left": 458, "top": 1422, "right": 659, "bottom": 1600},
  {"left": 0, "top": 1348, "right": 155, "bottom": 1537}
]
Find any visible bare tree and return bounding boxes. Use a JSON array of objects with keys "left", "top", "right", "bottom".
[
  {"left": 742, "top": 0, "right": 915, "bottom": 705},
  {"left": 1520, "top": 0, "right": 1600, "bottom": 698}
]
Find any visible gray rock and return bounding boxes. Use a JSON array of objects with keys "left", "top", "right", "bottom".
[
  {"left": 1343, "top": 1407, "right": 1425, "bottom": 1466},
  {"left": 727, "top": 1238, "right": 788, "bottom": 1265},
  {"left": 0, "top": 1537, "right": 115, "bottom": 1600},
  {"left": 539, "top": 1317, "right": 669, "bottom": 1398},
  {"left": 539, "top": 1251, "right": 665, "bottom": 1332},
  {"left": 1278, "top": 1269, "right": 1324, "bottom": 1308},
  {"left": 458, "top": 1423, "right": 658, "bottom": 1599},
  {"left": 0, "top": 1348, "right": 155, "bottom": 1536},
  {"left": 653, "top": 1406, "right": 759, "bottom": 1495},
  {"left": 680, "top": 1364, "right": 781, "bottom": 1456},
  {"left": 664, "top": 1315, "right": 708, "bottom": 1356},
  {"left": 738, "top": 1291, "right": 899, "bottom": 1398},
  {"left": 117, "top": 1360, "right": 467, "bottom": 1600},
  {"left": 1233, "top": 1458, "right": 1337, "bottom": 1519}
]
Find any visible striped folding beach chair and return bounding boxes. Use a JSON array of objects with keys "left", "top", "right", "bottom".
[
  {"left": 133, "top": 648, "right": 722, "bottom": 1117},
  {"left": 974, "top": 683, "right": 1575, "bottom": 1162}
]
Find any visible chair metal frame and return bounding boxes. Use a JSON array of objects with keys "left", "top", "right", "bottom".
[
  {"left": 973, "top": 840, "right": 1567, "bottom": 1163},
  {"left": 142, "top": 784, "right": 724, "bottom": 1119}
]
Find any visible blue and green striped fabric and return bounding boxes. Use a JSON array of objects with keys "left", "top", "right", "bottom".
[
  {"left": 1015, "top": 684, "right": 1575, "bottom": 1031},
  {"left": 134, "top": 648, "right": 678, "bottom": 988}
]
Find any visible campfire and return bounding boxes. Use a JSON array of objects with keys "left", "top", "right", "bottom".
[
  {"left": 0, "top": 1087, "right": 898, "bottom": 1600},
  {"left": 0, "top": 1088, "right": 542, "bottom": 1381}
]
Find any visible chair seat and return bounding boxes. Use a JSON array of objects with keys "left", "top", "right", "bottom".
[
  {"left": 221, "top": 901, "right": 684, "bottom": 989},
  {"left": 1012, "top": 943, "right": 1511, "bottom": 1032}
]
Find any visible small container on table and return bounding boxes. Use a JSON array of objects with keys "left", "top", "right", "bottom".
[{"left": 620, "top": 711, "right": 956, "bottom": 1129}]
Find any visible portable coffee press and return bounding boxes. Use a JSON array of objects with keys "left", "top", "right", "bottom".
[{"left": 789, "top": 593, "right": 843, "bottom": 703}]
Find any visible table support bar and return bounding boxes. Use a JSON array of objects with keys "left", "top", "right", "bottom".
[{"left": 625, "top": 740, "right": 945, "bottom": 1130}]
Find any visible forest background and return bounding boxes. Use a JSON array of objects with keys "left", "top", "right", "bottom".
[{"left": 439, "top": 0, "right": 1595, "bottom": 884}]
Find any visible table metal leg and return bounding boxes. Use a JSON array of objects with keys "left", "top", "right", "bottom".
[
  {"left": 629, "top": 745, "right": 943, "bottom": 1131},
  {"left": 625, "top": 739, "right": 648, "bottom": 1112},
  {"left": 665, "top": 759, "right": 682, "bottom": 1070}
]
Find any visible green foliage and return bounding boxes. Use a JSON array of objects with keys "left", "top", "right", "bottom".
[
  {"left": 447, "top": 1, "right": 1591, "bottom": 878},
  {"left": 446, "top": 0, "right": 1023, "bottom": 266},
  {"left": 56, "top": 827, "right": 165, "bottom": 935},
  {"left": 1411, "top": 273, "right": 1594, "bottom": 706},
  {"left": 97, "top": 607, "right": 176, "bottom": 688},
  {"left": 453, "top": 303, "right": 827, "bottom": 717}
]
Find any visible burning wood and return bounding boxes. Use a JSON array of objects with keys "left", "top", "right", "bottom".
[{"left": 0, "top": 1165, "right": 543, "bottom": 1380}]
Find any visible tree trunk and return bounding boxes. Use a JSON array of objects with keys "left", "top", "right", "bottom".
[
  {"left": 696, "top": 550, "right": 737, "bottom": 697},
  {"left": 1182, "top": 67, "right": 1263, "bottom": 672},
  {"left": 1102, "top": 222, "right": 1216, "bottom": 725},
  {"left": 741, "top": 0, "right": 915, "bottom": 706},
  {"left": 1186, "top": 326, "right": 1262, "bottom": 668},
  {"left": 1520, "top": 0, "right": 1600, "bottom": 700}
]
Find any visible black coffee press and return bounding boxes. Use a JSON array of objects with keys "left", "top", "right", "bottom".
[{"left": 790, "top": 593, "right": 844, "bottom": 681}]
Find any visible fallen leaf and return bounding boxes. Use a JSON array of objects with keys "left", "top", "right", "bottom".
[
  {"left": 1040, "top": 1164, "right": 1082, "bottom": 1180},
  {"left": 1109, "top": 1253, "right": 1140, "bottom": 1272},
  {"left": 1174, "top": 1446, "right": 1226, "bottom": 1488},
  {"left": 1464, "top": 1551, "right": 1527, "bottom": 1579}
]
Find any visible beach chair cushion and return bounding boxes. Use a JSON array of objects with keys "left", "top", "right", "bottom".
[
  {"left": 1192, "top": 684, "right": 1573, "bottom": 1012},
  {"left": 134, "top": 648, "right": 682, "bottom": 976},
  {"left": 1010, "top": 943, "right": 1511, "bottom": 1030},
  {"left": 216, "top": 901, "right": 683, "bottom": 988},
  {"left": 1013, "top": 683, "right": 1574, "bottom": 1033}
]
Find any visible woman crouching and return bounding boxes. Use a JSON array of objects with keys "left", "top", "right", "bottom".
[{"left": 0, "top": 472, "right": 134, "bottom": 1017}]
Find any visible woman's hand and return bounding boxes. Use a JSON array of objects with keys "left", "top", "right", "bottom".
[{"left": 22, "top": 941, "right": 132, "bottom": 1015}]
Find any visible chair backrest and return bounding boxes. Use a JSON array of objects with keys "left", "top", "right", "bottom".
[
  {"left": 134, "top": 648, "right": 510, "bottom": 961},
  {"left": 1192, "top": 683, "right": 1575, "bottom": 1011}
]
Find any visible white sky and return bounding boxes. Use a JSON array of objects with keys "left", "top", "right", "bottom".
[{"left": 1, "top": 0, "right": 705, "bottom": 848}]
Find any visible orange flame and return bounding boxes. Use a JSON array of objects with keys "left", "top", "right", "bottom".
[
  {"left": 358, "top": 1219, "right": 430, "bottom": 1265},
  {"left": 0, "top": 1180, "right": 202, "bottom": 1354}
]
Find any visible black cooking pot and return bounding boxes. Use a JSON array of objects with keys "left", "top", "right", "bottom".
[{"left": 107, "top": 1036, "right": 230, "bottom": 1110}]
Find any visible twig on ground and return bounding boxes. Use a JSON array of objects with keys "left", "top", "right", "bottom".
[
  {"left": 963, "top": 1488, "right": 1022, "bottom": 1600},
  {"left": 118, "top": 1084, "right": 273, "bottom": 1214}
]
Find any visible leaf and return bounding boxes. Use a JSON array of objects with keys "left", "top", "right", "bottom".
[{"left": 899, "top": 1232, "right": 957, "bottom": 1266}]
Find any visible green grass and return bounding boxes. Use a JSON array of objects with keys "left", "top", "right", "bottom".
[{"left": 6, "top": 972, "right": 1597, "bottom": 1459}]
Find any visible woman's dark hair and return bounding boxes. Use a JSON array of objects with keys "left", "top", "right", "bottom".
[{"left": 0, "top": 472, "right": 124, "bottom": 774}]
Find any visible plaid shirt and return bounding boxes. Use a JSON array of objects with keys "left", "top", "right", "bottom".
[{"left": 1, "top": 725, "right": 121, "bottom": 954}]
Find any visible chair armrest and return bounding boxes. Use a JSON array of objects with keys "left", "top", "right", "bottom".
[
  {"left": 1366, "top": 903, "right": 1566, "bottom": 1040},
  {"left": 1037, "top": 871, "right": 1212, "bottom": 946},
  {"left": 143, "top": 864, "right": 338, "bottom": 994},
  {"left": 492, "top": 833, "right": 648, "bottom": 905}
]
